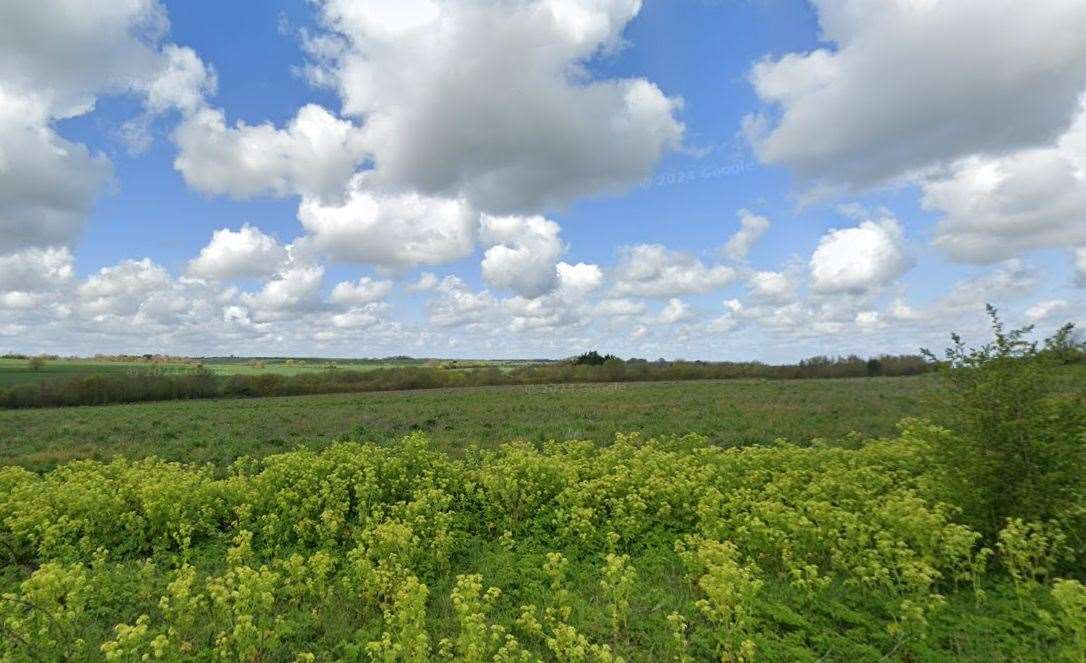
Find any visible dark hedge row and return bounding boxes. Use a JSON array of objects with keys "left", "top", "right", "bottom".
[{"left": 0, "top": 354, "right": 938, "bottom": 409}]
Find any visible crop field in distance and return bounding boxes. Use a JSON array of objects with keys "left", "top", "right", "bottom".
[
  {"left": 0, "top": 356, "right": 543, "bottom": 388},
  {"left": 0, "top": 375, "right": 935, "bottom": 471}
]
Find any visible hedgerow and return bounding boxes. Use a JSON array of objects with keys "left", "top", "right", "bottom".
[{"left": 1, "top": 426, "right": 1082, "bottom": 660}]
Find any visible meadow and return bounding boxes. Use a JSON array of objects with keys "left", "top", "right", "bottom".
[
  {"left": 0, "top": 356, "right": 497, "bottom": 388},
  {"left": 0, "top": 358, "right": 173, "bottom": 387},
  {"left": 0, "top": 321, "right": 1083, "bottom": 661},
  {"left": 0, "top": 377, "right": 935, "bottom": 471}
]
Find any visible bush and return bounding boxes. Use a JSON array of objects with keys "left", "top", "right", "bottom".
[{"left": 923, "top": 305, "right": 1086, "bottom": 539}]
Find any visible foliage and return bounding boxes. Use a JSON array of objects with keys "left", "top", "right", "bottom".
[
  {"left": 1, "top": 424, "right": 1082, "bottom": 660},
  {"left": 0, "top": 375, "right": 948, "bottom": 471},
  {"left": 0, "top": 352, "right": 938, "bottom": 409},
  {"left": 923, "top": 305, "right": 1086, "bottom": 536}
]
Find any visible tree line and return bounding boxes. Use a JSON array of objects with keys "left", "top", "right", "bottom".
[{"left": 0, "top": 352, "right": 940, "bottom": 409}]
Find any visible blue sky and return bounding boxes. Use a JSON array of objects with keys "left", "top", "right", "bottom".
[{"left": 2, "top": 0, "right": 1084, "bottom": 361}]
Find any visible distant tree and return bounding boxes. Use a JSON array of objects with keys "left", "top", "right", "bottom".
[
  {"left": 28, "top": 356, "right": 45, "bottom": 372},
  {"left": 572, "top": 351, "right": 620, "bottom": 366},
  {"left": 865, "top": 357, "right": 883, "bottom": 377}
]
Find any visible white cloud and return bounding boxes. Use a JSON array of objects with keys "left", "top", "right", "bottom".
[
  {"left": 1076, "top": 248, "right": 1086, "bottom": 286},
  {"left": 305, "top": 0, "right": 683, "bottom": 213},
  {"left": 407, "top": 272, "right": 439, "bottom": 292},
  {"left": 1025, "top": 300, "right": 1068, "bottom": 323},
  {"left": 556, "top": 262, "right": 604, "bottom": 294},
  {"left": 0, "top": 1, "right": 216, "bottom": 252},
  {"left": 240, "top": 265, "right": 326, "bottom": 322},
  {"left": 330, "top": 303, "right": 387, "bottom": 329},
  {"left": 923, "top": 103, "right": 1086, "bottom": 262},
  {"left": 143, "top": 44, "right": 217, "bottom": 114},
  {"left": 941, "top": 259, "right": 1040, "bottom": 310},
  {"left": 612, "top": 244, "right": 737, "bottom": 298},
  {"left": 747, "top": 270, "right": 794, "bottom": 303},
  {"left": 594, "top": 298, "right": 644, "bottom": 317},
  {"left": 187, "top": 224, "right": 289, "bottom": 280},
  {"left": 809, "top": 214, "right": 912, "bottom": 294},
  {"left": 330, "top": 276, "right": 393, "bottom": 306},
  {"left": 480, "top": 214, "right": 565, "bottom": 298},
  {"left": 427, "top": 275, "right": 498, "bottom": 328},
  {"left": 723, "top": 209, "right": 770, "bottom": 261},
  {"left": 746, "top": 0, "right": 1086, "bottom": 190},
  {"left": 0, "top": 0, "right": 167, "bottom": 119},
  {"left": 297, "top": 175, "right": 478, "bottom": 269},
  {"left": 0, "top": 89, "right": 112, "bottom": 252},
  {"left": 173, "top": 104, "right": 366, "bottom": 201},
  {"left": 78, "top": 258, "right": 173, "bottom": 316},
  {"left": 654, "top": 298, "right": 692, "bottom": 325},
  {"left": 0, "top": 246, "right": 74, "bottom": 294},
  {"left": 884, "top": 259, "right": 1043, "bottom": 331}
]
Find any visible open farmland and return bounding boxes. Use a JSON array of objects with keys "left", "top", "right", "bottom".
[
  {"left": 0, "top": 358, "right": 192, "bottom": 387},
  {"left": 0, "top": 357, "right": 540, "bottom": 389},
  {"left": 1, "top": 348, "right": 1084, "bottom": 661},
  {"left": 0, "top": 376, "right": 936, "bottom": 471}
]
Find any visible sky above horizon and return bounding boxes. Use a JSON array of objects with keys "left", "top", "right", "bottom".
[{"left": 1, "top": 0, "right": 1084, "bottom": 361}]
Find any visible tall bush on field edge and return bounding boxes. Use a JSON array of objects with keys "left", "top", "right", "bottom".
[{"left": 923, "top": 305, "right": 1086, "bottom": 548}]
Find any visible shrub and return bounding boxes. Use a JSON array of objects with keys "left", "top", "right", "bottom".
[{"left": 923, "top": 305, "right": 1086, "bottom": 538}]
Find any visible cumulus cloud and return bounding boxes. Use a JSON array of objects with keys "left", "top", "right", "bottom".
[
  {"left": 142, "top": 44, "right": 217, "bottom": 115},
  {"left": 0, "top": 0, "right": 217, "bottom": 252},
  {"left": 0, "top": 0, "right": 168, "bottom": 118},
  {"left": 427, "top": 276, "right": 498, "bottom": 328},
  {"left": 329, "top": 302, "right": 388, "bottom": 329},
  {"left": 0, "top": 246, "right": 75, "bottom": 310},
  {"left": 594, "top": 298, "right": 644, "bottom": 317},
  {"left": 330, "top": 276, "right": 393, "bottom": 306},
  {"left": 924, "top": 103, "right": 1086, "bottom": 262},
  {"left": 1025, "top": 300, "right": 1068, "bottom": 323},
  {"left": 556, "top": 262, "right": 604, "bottom": 294},
  {"left": 0, "top": 246, "right": 74, "bottom": 293},
  {"left": 746, "top": 270, "right": 794, "bottom": 303},
  {"left": 407, "top": 272, "right": 439, "bottom": 293},
  {"left": 187, "top": 224, "right": 288, "bottom": 280},
  {"left": 746, "top": 0, "right": 1086, "bottom": 190},
  {"left": 480, "top": 214, "right": 565, "bottom": 298},
  {"left": 0, "top": 90, "right": 112, "bottom": 252},
  {"left": 809, "top": 214, "right": 912, "bottom": 294},
  {"left": 78, "top": 258, "right": 173, "bottom": 316},
  {"left": 305, "top": 0, "right": 684, "bottom": 213},
  {"left": 723, "top": 209, "right": 771, "bottom": 261},
  {"left": 174, "top": 104, "right": 367, "bottom": 201},
  {"left": 654, "top": 298, "right": 692, "bottom": 325},
  {"left": 612, "top": 244, "right": 736, "bottom": 298},
  {"left": 297, "top": 175, "right": 478, "bottom": 269},
  {"left": 240, "top": 265, "right": 326, "bottom": 322}
]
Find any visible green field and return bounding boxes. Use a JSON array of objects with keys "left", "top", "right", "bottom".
[
  {"left": 0, "top": 376, "right": 934, "bottom": 471},
  {"left": 0, "top": 357, "right": 539, "bottom": 388},
  {"left": 0, "top": 358, "right": 183, "bottom": 386},
  {"left": 0, "top": 364, "right": 1083, "bottom": 661}
]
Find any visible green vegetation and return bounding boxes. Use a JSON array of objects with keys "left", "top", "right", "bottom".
[
  {"left": 0, "top": 312, "right": 1082, "bottom": 660},
  {"left": 0, "top": 357, "right": 178, "bottom": 387},
  {"left": 1, "top": 426, "right": 1083, "bottom": 660},
  {"left": 0, "top": 353, "right": 934, "bottom": 409},
  {"left": 0, "top": 377, "right": 937, "bottom": 471}
]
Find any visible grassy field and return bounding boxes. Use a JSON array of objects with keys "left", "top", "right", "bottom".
[
  {"left": 0, "top": 358, "right": 178, "bottom": 386},
  {"left": 0, "top": 357, "right": 540, "bottom": 387},
  {"left": 0, "top": 376, "right": 935, "bottom": 471},
  {"left": 1, "top": 367, "right": 1082, "bottom": 660}
]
